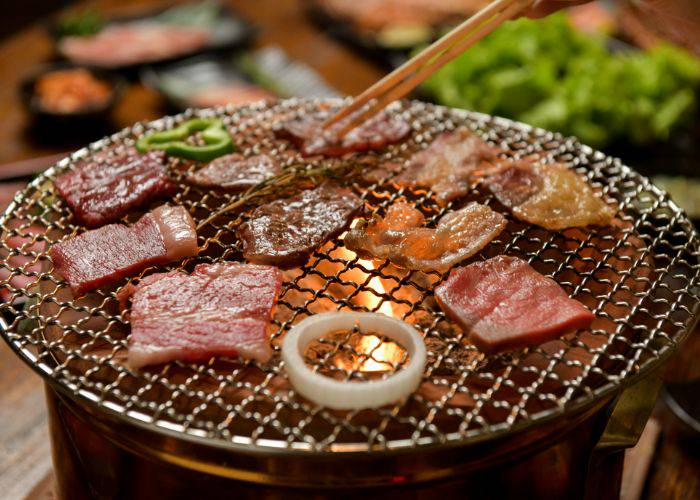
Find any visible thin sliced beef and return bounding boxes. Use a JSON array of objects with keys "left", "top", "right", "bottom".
[
  {"left": 435, "top": 256, "right": 595, "bottom": 353},
  {"left": 122, "top": 262, "right": 282, "bottom": 368},
  {"left": 237, "top": 183, "right": 363, "bottom": 268},
  {"left": 345, "top": 201, "right": 506, "bottom": 273},
  {"left": 485, "top": 162, "right": 615, "bottom": 230},
  {"left": 49, "top": 205, "right": 197, "bottom": 295},
  {"left": 54, "top": 150, "right": 175, "bottom": 228},
  {"left": 396, "top": 129, "right": 501, "bottom": 204},
  {"left": 187, "top": 154, "right": 281, "bottom": 190},
  {"left": 275, "top": 111, "right": 410, "bottom": 157}
]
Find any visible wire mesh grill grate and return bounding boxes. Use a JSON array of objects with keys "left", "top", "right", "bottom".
[{"left": 0, "top": 99, "right": 698, "bottom": 453}]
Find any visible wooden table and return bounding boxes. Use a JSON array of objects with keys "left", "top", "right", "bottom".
[{"left": 0, "top": 1, "right": 698, "bottom": 498}]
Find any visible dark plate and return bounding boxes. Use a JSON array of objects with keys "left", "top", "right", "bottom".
[
  {"left": 305, "top": 1, "right": 431, "bottom": 68},
  {"left": 19, "top": 62, "right": 125, "bottom": 122},
  {"left": 46, "top": 2, "right": 256, "bottom": 72},
  {"left": 140, "top": 47, "right": 340, "bottom": 111}
]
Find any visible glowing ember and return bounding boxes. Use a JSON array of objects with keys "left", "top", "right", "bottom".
[
  {"left": 330, "top": 248, "right": 406, "bottom": 372},
  {"left": 355, "top": 259, "right": 403, "bottom": 371}
]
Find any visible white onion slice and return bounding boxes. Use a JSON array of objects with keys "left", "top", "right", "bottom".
[{"left": 282, "top": 312, "right": 426, "bottom": 410}]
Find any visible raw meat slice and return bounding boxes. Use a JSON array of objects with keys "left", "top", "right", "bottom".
[
  {"left": 122, "top": 262, "right": 282, "bottom": 367},
  {"left": 435, "top": 256, "right": 595, "bottom": 353},
  {"left": 59, "top": 23, "right": 210, "bottom": 68},
  {"left": 396, "top": 129, "right": 501, "bottom": 204},
  {"left": 54, "top": 150, "right": 176, "bottom": 228},
  {"left": 485, "top": 162, "right": 615, "bottom": 230},
  {"left": 237, "top": 183, "right": 363, "bottom": 267},
  {"left": 187, "top": 154, "right": 281, "bottom": 190},
  {"left": 345, "top": 201, "right": 506, "bottom": 272},
  {"left": 275, "top": 111, "right": 411, "bottom": 157},
  {"left": 49, "top": 205, "right": 197, "bottom": 295}
]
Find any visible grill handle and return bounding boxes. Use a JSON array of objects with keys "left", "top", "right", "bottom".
[{"left": 585, "top": 367, "right": 664, "bottom": 499}]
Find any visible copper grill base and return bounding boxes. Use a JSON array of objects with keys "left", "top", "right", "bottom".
[{"left": 44, "top": 372, "right": 661, "bottom": 499}]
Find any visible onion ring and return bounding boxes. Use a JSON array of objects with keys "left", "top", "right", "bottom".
[{"left": 282, "top": 312, "right": 426, "bottom": 410}]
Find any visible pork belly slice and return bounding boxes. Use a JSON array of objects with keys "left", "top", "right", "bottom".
[
  {"left": 396, "top": 129, "right": 501, "bottom": 205},
  {"left": 49, "top": 205, "right": 197, "bottom": 296},
  {"left": 54, "top": 150, "right": 176, "bottom": 227},
  {"left": 187, "top": 154, "right": 281, "bottom": 190},
  {"left": 435, "top": 256, "right": 595, "bottom": 354},
  {"left": 122, "top": 262, "right": 282, "bottom": 368},
  {"left": 275, "top": 111, "right": 411, "bottom": 157},
  {"left": 485, "top": 162, "right": 615, "bottom": 230},
  {"left": 345, "top": 201, "right": 506, "bottom": 273},
  {"left": 237, "top": 183, "right": 363, "bottom": 268}
]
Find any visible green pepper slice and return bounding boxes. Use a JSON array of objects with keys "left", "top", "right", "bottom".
[{"left": 136, "top": 118, "right": 234, "bottom": 162}]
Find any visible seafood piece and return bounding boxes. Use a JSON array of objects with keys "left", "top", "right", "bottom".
[
  {"left": 345, "top": 201, "right": 506, "bottom": 273},
  {"left": 396, "top": 129, "right": 501, "bottom": 204},
  {"left": 49, "top": 205, "right": 197, "bottom": 295},
  {"left": 54, "top": 150, "right": 175, "bottom": 228},
  {"left": 122, "top": 262, "right": 282, "bottom": 368},
  {"left": 275, "top": 111, "right": 411, "bottom": 157},
  {"left": 237, "top": 183, "right": 363, "bottom": 268},
  {"left": 435, "top": 255, "right": 595, "bottom": 353},
  {"left": 485, "top": 162, "right": 615, "bottom": 230},
  {"left": 187, "top": 154, "right": 281, "bottom": 190}
]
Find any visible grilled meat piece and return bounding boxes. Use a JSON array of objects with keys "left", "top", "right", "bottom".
[
  {"left": 275, "top": 111, "right": 411, "bottom": 157},
  {"left": 237, "top": 183, "right": 363, "bottom": 268},
  {"left": 396, "top": 129, "right": 501, "bottom": 204},
  {"left": 187, "top": 154, "right": 281, "bottom": 190},
  {"left": 122, "top": 262, "right": 282, "bottom": 368},
  {"left": 435, "top": 255, "right": 595, "bottom": 353},
  {"left": 345, "top": 201, "right": 506, "bottom": 273},
  {"left": 122, "top": 262, "right": 281, "bottom": 367},
  {"left": 49, "top": 205, "right": 197, "bottom": 295},
  {"left": 54, "top": 150, "right": 175, "bottom": 228},
  {"left": 485, "top": 162, "right": 615, "bottom": 230}
]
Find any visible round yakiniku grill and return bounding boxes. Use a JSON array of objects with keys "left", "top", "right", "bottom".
[{"left": 1, "top": 99, "right": 698, "bottom": 498}]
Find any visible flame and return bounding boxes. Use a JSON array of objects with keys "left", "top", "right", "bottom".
[
  {"left": 332, "top": 249, "right": 404, "bottom": 372},
  {"left": 359, "top": 259, "right": 394, "bottom": 317}
]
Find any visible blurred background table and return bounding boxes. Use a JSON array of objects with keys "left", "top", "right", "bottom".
[{"left": 0, "top": 1, "right": 697, "bottom": 498}]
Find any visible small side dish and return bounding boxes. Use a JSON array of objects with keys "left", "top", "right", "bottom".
[
  {"left": 59, "top": 23, "right": 211, "bottom": 69},
  {"left": 121, "top": 262, "right": 282, "bottom": 368},
  {"left": 34, "top": 68, "right": 112, "bottom": 114},
  {"left": 49, "top": 205, "right": 197, "bottom": 295}
]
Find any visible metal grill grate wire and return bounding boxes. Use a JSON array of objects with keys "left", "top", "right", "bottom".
[{"left": 0, "top": 99, "right": 698, "bottom": 453}]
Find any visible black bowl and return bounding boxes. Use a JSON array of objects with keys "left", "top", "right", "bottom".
[{"left": 19, "top": 62, "right": 125, "bottom": 123}]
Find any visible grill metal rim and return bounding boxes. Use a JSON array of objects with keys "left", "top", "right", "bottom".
[{"left": 0, "top": 98, "right": 698, "bottom": 455}]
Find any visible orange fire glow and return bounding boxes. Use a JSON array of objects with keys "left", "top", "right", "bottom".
[{"left": 336, "top": 250, "right": 404, "bottom": 372}]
